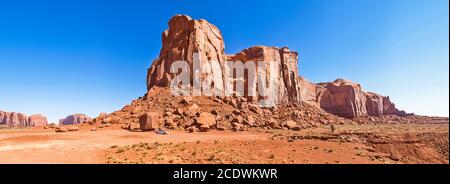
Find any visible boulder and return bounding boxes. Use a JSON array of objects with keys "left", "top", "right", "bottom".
[
  {"left": 102, "top": 117, "right": 122, "bottom": 124},
  {"left": 139, "top": 112, "right": 161, "bottom": 131},
  {"left": 244, "top": 115, "right": 255, "bottom": 127},
  {"left": 283, "top": 120, "right": 297, "bottom": 129},
  {"left": 180, "top": 96, "right": 193, "bottom": 105},
  {"left": 249, "top": 105, "right": 263, "bottom": 115},
  {"left": 195, "top": 112, "right": 216, "bottom": 127},
  {"left": 283, "top": 120, "right": 300, "bottom": 130},
  {"left": 182, "top": 119, "right": 195, "bottom": 128},
  {"left": 211, "top": 109, "right": 219, "bottom": 115},
  {"left": 237, "top": 102, "right": 248, "bottom": 109},
  {"left": 231, "top": 122, "right": 244, "bottom": 131},
  {"left": 199, "top": 124, "right": 210, "bottom": 132},
  {"left": 68, "top": 126, "right": 79, "bottom": 131},
  {"left": 164, "top": 117, "right": 177, "bottom": 129},
  {"left": 188, "top": 104, "right": 200, "bottom": 112},
  {"left": 173, "top": 108, "right": 184, "bottom": 116},
  {"left": 231, "top": 116, "right": 244, "bottom": 124},
  {"left": 187, "top": 126, "right": 199, "bottom": 133},
  {"left": 55, "top": 127, "right": 68, "bottom": 133},
  {"left": 266, "top": 118, "right": 280, "bottom": 129}
]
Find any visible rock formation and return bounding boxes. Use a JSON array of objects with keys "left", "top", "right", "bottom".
[
  {"left": 0, "top": 110, "right": 48, "bottom": 127},
  {"left": 60, "top": 114, "right": 92, "bottom": 125},
  {"left": 227, "top": 46, "right": 302, "bottom": 104},
  {"left": 310, "top": 79, "right": 410, "bottom": 118},
  {"left": 145, "top": 15, "right": 408, "bottom": 119},
  {"left": 147, "top": 15, "right": 226, "bottom": 89},
  {"left": 28, "top": 114, "right": 48, "bottom": 127},
  {"left": 147, "top": 15, "right": 304, "bottom": 106},
  {"left": 316, "top": 79, "right": 368, "bottom": 118},
  {"left": 139, "top": 112, "right": 160, "bottom": 131}
]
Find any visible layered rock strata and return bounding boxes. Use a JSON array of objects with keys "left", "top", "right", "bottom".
[
  {"left": 0, "top": 111, "right": 48, "bottom": 127},
  {"left": 147, "top": 15, "right": 408, "bottom": 118}
]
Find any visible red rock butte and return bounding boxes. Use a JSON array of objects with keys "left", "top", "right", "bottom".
[
  {"left": 0, "top": 111, "right": 48, "bottom": 127},
  {"left": 146, "top": 15, "right": 409, "bottom": 119}
]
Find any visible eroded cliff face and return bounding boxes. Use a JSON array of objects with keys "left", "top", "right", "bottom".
[
  {"left": 147, "top": 15, "right": 304, "bottom": 106},
  {"left": 28, "top": 114, "right": 48, "bottom": 127},
  {"left": 226, "top": 46, "right": 302, "bottom": 104},
  {"left": 310, "top": 79, "right": 409, "bottom": 118},
  {"left": 145, "top": 15, "right": 408, "bottom": 119},
  {"left": 0, "top": 111, "right": 48, "bottom": 127},
  {"left": 316, "top": 79, "right": 368, "bottom": 118},
  {"left": 147, "top": 15, "right": 226, "bottom": 90}
]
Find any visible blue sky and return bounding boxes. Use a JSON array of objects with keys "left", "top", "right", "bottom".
[{"left": 0, "top": 0, "right": 448, "bottom": 122}]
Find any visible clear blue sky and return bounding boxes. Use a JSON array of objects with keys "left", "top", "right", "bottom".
[{"left": 0, "top": 0, "right": 448, "bottom": 122}]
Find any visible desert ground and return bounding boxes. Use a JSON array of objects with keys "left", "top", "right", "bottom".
[{"left": 0, "top": 123, "right": 447, "bottom": 164}]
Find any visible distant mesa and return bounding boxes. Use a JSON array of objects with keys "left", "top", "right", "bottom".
[
  {"left": 0, "top": 110, "right": 48, "bottom": 127},
  {"left": 28, "top": 114, "right": 48, "bottom": 127},
  {"left": 59, "top": 114, "right": 92, "bottom": 125},
  {"left": 315, "top": 79, "right": 410, "bottom": 118}
]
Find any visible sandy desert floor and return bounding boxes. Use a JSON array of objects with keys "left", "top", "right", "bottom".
[{"left": 0, "top": 123, "right": 448, "bottom": 164}]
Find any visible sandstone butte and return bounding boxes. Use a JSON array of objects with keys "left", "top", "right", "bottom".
[
  {"left": 0, "top": 111, "right": 48, "bottom": 127},
  {"left": 146, "top": 14, "right": 409, "bottom": 119},
  {"left": 59, "top": 114, "right": 92, "bottom": 125}
]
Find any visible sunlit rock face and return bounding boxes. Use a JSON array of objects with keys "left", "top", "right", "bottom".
[
  {"left": 60, "top": 114, "right": 92, "bottom": 125},
  {"left": 0, "top": 111, "right": 48, "bottom": 127},
  {"left": 145, "top": 15, "right": 408, "bottom": 118},
  {"left": 147, "top": 15, "right": 303, "bottom": 106},
  {"left": 147, "top": 15, "right": 226, "bottom": 90},
  {"left": 226, "top": 46, "right": 302, "bottom": 105},
  {"left": 28, "top": 114, "right": 48, "bottom": 127},
  {"left": 314, "top": 79, "right": 409, "bottom": 118}
]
